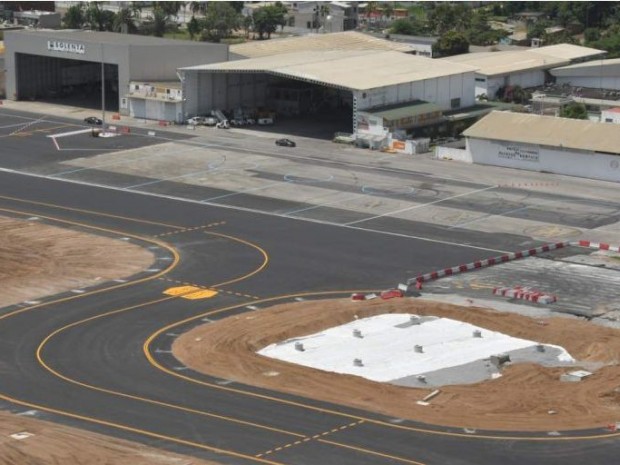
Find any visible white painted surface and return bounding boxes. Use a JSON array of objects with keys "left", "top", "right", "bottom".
[
  {"left": 601, "top": 109, "right": 620, "bottom": 124},
  {"left": 466, "top": 137, "right": 620, "bottom": 182},
  {"left": 258, "top": 314, "right": 573, "bottom": 382},
  {"left": 435, "top": 146, "right": 472, "bottom": 162}
]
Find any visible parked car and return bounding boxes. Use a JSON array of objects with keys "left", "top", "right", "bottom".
[
  {"left": 203, "top": 116, "right": 218, "bottom": 127},
  {"left": 275, "top": 138, "right": 296, "bottom": 147},
  {"left": 216, "top": 120, "right": 230, "bottom": 129},
  {"left": 186, "top": 116, "right": 204, "bottom": 126},
  {"left": 380, "top": 288, "right": 404, "bottom": 300},
  {"left": 84, "top": 116, "right": 102, "bottom": 125}
]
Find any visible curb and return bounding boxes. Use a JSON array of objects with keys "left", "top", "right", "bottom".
[{"left": 402, "top": 240, "right": 620, "bottom": 291}]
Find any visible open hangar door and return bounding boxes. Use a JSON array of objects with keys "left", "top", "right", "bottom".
[
  {"left": 197, "top": 71, "right": 354, "bottom": 140},
  {"left": 15, "top": 53, "right": 119, "bottom": 112}
]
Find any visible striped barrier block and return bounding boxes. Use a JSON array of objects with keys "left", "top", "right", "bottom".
[{"left": 406, "top": 241, "right": 570, "bottom": 287}]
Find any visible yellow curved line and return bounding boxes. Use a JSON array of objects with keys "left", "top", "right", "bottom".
[
  {"left": 0, "top": 194, "right": 181, "bottom": 228},
  {"left": 0, "top": 392, "right": 286, "bottom": 465},
  {"left": 318, "top": 439, "right": 427, "bottom": 465},
  {"left": 0, "top": 206, "right": 180, "bottom": 321},
  {"left": 33, "top": 296, "right": 305, "bottom": 439},
  {"left": 144, "top": 291, "right": 620, "bottom": 442},
  {"left": 205, "top": 231, "right": 270, "bottom": 288}
]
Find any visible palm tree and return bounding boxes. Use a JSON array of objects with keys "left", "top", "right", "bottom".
[
  {"left": 63, "top": 3, "right": 85, "bottom": 29},
  {"left": 113, "top": 6, "right": 138, "bottom": 33}
]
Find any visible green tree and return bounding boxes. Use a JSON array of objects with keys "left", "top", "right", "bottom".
[
  {"left": 383, "top": 3, "right": 394, "bottom": 22},
  {"left": 85, "top": 2, "right": 115, "bottom": 31},
  {"left": 151, "top": 5, "right": 170, "bottom": 37},
  {"left": 389, "top": 18, "right": 418, "bottom": 35},
  {"left": 432, "top": 31, "right": 469, "bottom": 58},
  {"left": 542, "top": 30, "right": 577, "bottom": 45},
  {"left": 63, "top": 3, "right": 85, "bottom": 29},
  {"left": 190, "top": 1, "right": 208, "bottom": 16},
  {"left": 589, "top": 32, "right": 620, "bottom": 58},
  {"left": 202, "top": 2, "right": 241, "bottom": 42},
  {"left": 428, "top": 3, "right": 472, "bottom": 35},
  {"left": 158, "top": 2, "right": 183, "bottom": 18},
  {"left": 113, "top": 6, "right": 139, "bottom": 33},
  {"left": 560, "top": 102, "right": 587, "bottom": 120},
  {"left": 242, "top": 15, "right": 253, "bottom": 39},
  {"left": 187, "top": 15, "right": 202, "bottom": 39},
  {"left": 253, "top": 4, "right": 286, "bottom": 39},
  {"left": 584, "top": 27, "right": 601, "bottom": 42}
]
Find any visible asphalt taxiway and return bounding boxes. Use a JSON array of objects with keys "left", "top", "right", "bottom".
[{"left": 1, "top": 108, "right": 620, "bottom": 464}]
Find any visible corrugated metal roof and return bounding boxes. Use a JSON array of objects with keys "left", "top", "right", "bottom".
[
  {"left": 463, "top": 111, "right": 620, "bottom": 155},
  {"left": 229, "top": 31, "right": 412, "bottom": 58},
  {"left": 370, "top": 102, "right": 442, "bottom": 120},
  {"left": 442, "top": 44, "right": 605, "bottom": 77},
  {"left": 551, "top": 58, "right": 620, "bottom": 77},
  {"left": 181, "top": 50, "right": 477, "bottom": 91},
  {"left": 6, "top": 29, "right": 211, "bottom": 47}
]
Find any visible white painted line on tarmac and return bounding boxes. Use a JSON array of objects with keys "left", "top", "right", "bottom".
[
  {"left": 343, "top": 186, "right": 498, "bottom": 226},
  {"left": 246, "top": 305, "right": 259, "bottom": 310},
  {"left": 447, "top": 205, "right": 530, "bottom": 230},
  {"left": 49, "top": 144, "right": 207, "bottom": 177},
  {"left": 71, "top": 289, "right": 85, "bottom": 294},
  {"left": 47, "top": 128, "right": 92, "bottom": 138},
  {"left": 284, "top": 194, "right": 361, "bottom": 215},
  {"left": 201, "top": 181, "right": 283, "bottom": 202},
  {"left": 0, "top": 167, "right": 507, "bottom": 253}
]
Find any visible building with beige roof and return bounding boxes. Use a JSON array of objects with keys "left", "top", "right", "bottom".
[
  {"left": 460, "top": 111, "right": 620, "bottom": 182},
  {"left": 229, "top": 31, "right": 413, "bottom": 58},
  {"left": 180, "top": 49, "right": 477, "bottom": 135},
  {"left": 443, "top": 44, "right": 605, "bottom": 99},
  {"left": 551, "top": 58, "right": 620, "bottom": 91}
]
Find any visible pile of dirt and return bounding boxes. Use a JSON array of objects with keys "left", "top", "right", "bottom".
[
  {"left": 174, "top": 297, "right": 620, "bottom": 431},
  {"left": 0, "top": 217, "right": 154, "bottom": 307},
  {"left": 0, "top": 411, "right": 219, "bottom": 465}
]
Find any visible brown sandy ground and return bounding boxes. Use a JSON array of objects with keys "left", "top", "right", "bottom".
[
  {"left": 0, "top": 217, "right": 153, "bottom": 307},
  {"left": 0, "top": 411, "right": 220, "bottom": 465},
  {"left": 174, "top": 298, "right": 620, "bottom": 432},
  {"left": 0, "top": 217, "right": 220, "bottom": 464}
]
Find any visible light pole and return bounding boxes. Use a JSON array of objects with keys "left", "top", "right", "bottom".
[{"left": 100, "top": 43, "right": 106, "bottom": 133}]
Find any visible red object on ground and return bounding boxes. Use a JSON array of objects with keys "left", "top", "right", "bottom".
[
  {"left": 351, "top": 293, "right": 366, "bottom": 301},
  {"left": 380, "top": 289, "right": 404, "bottom": 300}
]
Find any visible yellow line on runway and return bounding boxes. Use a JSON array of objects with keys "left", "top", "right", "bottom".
[
  {"left": 144, "top": 292, "right": 620, "bottom": 442},
  {"left": 0, "top": 194, "right": 182, "bottom": 229},
  {"left": 318, "top": 439, "right": 427, "bottom": 465},
  {"left": 205, "top": 231, "right": 270, "bottom": 288},
  {"left": 34, "top": 295, "right": 305, "bottom": 439},
  {"left": 0, "top": 206, "right": 180, "bottom": 321},
  {"left": 0, "top": 392, "right": 286, "bottom": 465}
]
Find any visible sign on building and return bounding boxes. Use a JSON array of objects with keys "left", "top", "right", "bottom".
[
  {"left": 498, "top": 144, "right": 540, "bottom": 162},
  {"left": 47, "top": 41, "right": 86, "bottom": 55}
]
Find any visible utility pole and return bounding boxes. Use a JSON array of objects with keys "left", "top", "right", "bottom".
[{"left": 101, "top": 43, "right": 106, "bottom": 133}]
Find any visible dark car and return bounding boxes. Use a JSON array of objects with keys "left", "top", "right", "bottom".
[
  {"left": 84, "top": 116, "right": 103, "bottom": 125},
  {"left": 275, "top": 138, "right": 296, "bottom": 147}
]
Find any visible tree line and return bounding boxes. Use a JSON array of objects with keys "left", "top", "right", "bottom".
[{"left": 62, "top": 1, "right": 288, "bottom": 42}]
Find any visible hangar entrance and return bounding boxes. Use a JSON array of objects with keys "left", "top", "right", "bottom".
[
  {"left": 261, "top": 79, "right": 352, "bottom": 139},
  {"left": 15, "top": 53, "right": 119, "bottom": 112}
]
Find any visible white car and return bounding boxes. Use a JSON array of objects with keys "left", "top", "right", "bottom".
[{"left": 186, "top": 116, "right": 204, "bottom": 126}]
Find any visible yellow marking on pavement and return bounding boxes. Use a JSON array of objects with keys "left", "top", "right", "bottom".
[
  {"left": 160, "top": 278, "right": 259, "bottom": 300},
  {"left": 318, "top": 438, "right": 427, "bottom": 465},
  {"left": 0, "top": 194, "right": 181, "bottom": 229},
  {"left": 154, "top": 221, "right": 226, "bottom": 238},
  {"left": 163, "top": 285, "right": 218, "bottom": 300},
  {"left": 0, "top": 206, "right": 180, "bottom": 322},
  {"left": 144, "top": 290, "right": 620, "bottom": 442},
  {"left": 255, "top": 420, "right": 365, "bottom": 458}
]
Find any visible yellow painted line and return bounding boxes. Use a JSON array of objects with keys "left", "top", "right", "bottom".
[
  {"left": 0, "top": 195, "right": 181, "bottom": 229},
  {"left": 143, "top": 291, "right": 620, "bottom": 442},
  {"left": 0, "top": 206, "right": 180, "bottom": 322},
  {"left": 34, "top": 297, "right": 305, "bottom": 440},
  {"left": 205, "top": 231, "right": 269, "bottom": 288},
  {"left": 164, "top": 286, "right": 201, "bottom": 296},
  {"left": 318, "top": 439, "right": 427, "bottom": 465},
  {"left": 181, "top": 289, "right": 218, "bottom": 300},
  {"left": 0, "top": 392, "right": 286, "bottom": 465}
]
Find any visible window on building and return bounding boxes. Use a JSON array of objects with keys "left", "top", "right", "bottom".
[
  {"left": 606, "top": 118, "right": 613, "bottom": 123},
  {"left": 475, "top": 77, "right": 486, "bottom": 82},
  {"left": 451, "top": 98, "right": 461, "bottom": 109}
]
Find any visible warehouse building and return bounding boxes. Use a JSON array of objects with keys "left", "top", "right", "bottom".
[
  {"left": 460, "top": 111, "right": 620, "bottom": 183},
  {"left": 442, "top": 44, "right": 606, "bottom": 99},
  {"left": 551, "top": 58, "right": 620, "bottom": 91},
  {"left": 4, "top": 29, "right": 228, "bottom": 120},
  {"left": 179, "top": 49, "right": 477, "bottom": 135}
]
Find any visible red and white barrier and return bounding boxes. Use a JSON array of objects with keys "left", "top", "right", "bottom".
[
  {"left": 493, "top": 286, "right": 557, "bottom": 304},
  {"left": 401, "top": 240, "right": 620, "bottom": 292},
  {"left": 571, "top": 240, "right": 620, "bottom": 253},
  {"left": 406, "top": 242, "right": 570, "bottom": 287}
]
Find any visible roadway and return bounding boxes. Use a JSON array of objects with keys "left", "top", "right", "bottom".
[{"left": 0, "top": 109, "right": 619, "bottom": 464}]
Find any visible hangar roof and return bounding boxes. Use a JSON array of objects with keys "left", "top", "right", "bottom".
[
  {"left": 442, "top": 44, "right": 605, "bottom": 77},
  {"left": 7, "top": 29, "right": 210, "bottom": 47},
  {"left": 180, "top": 50, "right": 477, "bottom": 91},
  {"left": 551, "top": 58, "right": 620, "bottom": 78},
  {"left": 229, "top": 31, "right": 413, "bottom": 58},
  {"left": 463, "top": 111, "right": 620, "bottom": 155}
]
